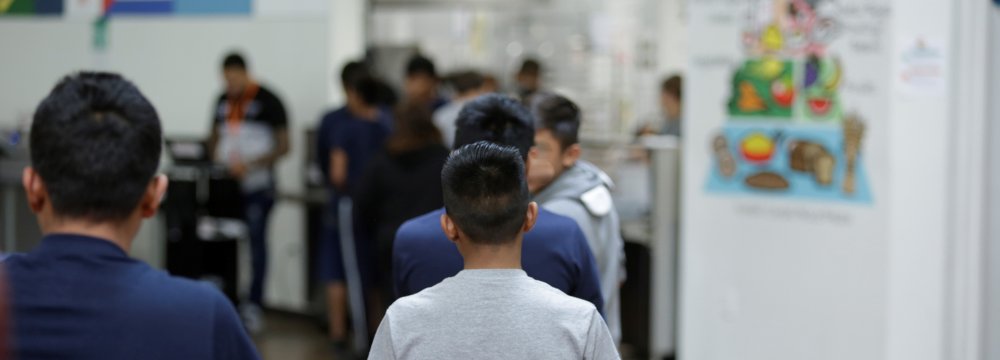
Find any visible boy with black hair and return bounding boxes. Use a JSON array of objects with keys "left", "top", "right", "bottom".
[
  {"left": 404, "top": 54, "right": 448, "bottom": 111},
  {"left": 530, "top": 94, "right": 626, "bottom": 344},
  {"left": 316, "top": 60, "right": 393, "bottom": 354},
  {"left": 371, "top": 142, "right": 618, "bottom": 359},
  {"left": 207, "top": 52, "right": 290, "bottom": 332},
  {"left": 392, "top": 94, "right": 604, "bottom": 313},
  {"left": 7, "top": 72, "right": 259, "bottom": 359}
]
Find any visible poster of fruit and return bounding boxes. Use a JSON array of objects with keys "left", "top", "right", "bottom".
[{"left": 706, "top": 0, "right": 872, "bottom": 204}]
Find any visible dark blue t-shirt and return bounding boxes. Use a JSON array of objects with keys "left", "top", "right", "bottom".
[
  {"left": 4, "top": 234, "right": 260, "bottom": 360},
  {"left": 316, "top": 106, "right": 392, "bottom": 194},
  {"left": 393, "top": 208, "right": 605, "bottom": 314}
]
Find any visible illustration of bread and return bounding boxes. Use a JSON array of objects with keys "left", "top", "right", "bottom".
[
  {"left": 842, "top": 114, "right": 866, "bottom": 195},
  {"left": 745, "top": 171, "right": 789, "bottom": 190},
  {"left": 713, "top": 135, "right": 737, "bottom": 178},
  {"left": 788, "top": 140, "right": 835, "bottom": 186}
]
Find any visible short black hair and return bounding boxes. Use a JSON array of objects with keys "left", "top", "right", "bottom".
[
  {"left": 533, "top": 94, "right": 581, "bottom": 150},
  {"left": 340, "top": 61, "right": 370, "bottom": 89},
  {"left": 447, "top": 70, "right": 484, "bottom": 94},
  {"left": 406, "top": 55, "right": 437, "bottom": 78},
  {"left": 453, "top": 94, "right": 535, "bottom": 157},
  {"left": 442, "top": 142, "right": 529, "bottom": 245},
  {"left": 222, "top": 52, "right": 247, "bottom": 71},
  {"left": 518, "top": 58, "right": 541, "bottom": 76},
  {"left": 30, "top": 72, "right": 162, "bottom": 222},
  {"left": 661, "top": 74, "right": 682, "bottom": 100}
]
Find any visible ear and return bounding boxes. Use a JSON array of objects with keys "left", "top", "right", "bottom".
[
  {"left": 522, "top": 202, "right": 539, "bottom": 233},
  {"left": 440, "top": 213, "right": 460, "bottom": 244},
  {"left": 562, "top": 144, "right": 581, "bottom": 168},
  {"left": 139, "top": 175, "right": 169, "bottom": 218},
  {"left": 21, "top": 167, "right": 46, "bottom": 213}
]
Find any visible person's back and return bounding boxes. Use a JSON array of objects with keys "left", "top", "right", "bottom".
[
  {"left": 6, "top": 235, "right": 252, "bottom": 359},
  {"left": 379, "top": 270, "right": 611, "bottom": 359},
  {"left": 371, "top": 142, "right": 617, "bottom": 360},
  {"left": 5, "top": 72, "right": 259, "bottom": 360},
  {"left": 392, "top": 95, "right": 603, "bottom": 312}
]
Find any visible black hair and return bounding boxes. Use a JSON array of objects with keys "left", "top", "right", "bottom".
[
  {"left": 222, "top": 52, "right": 247, "bottom": 71},
  {"left": 661, "top": 74, "right": 683, "bottom": 100},
  {"left": 447, "top": 71, "right": 484, "bottom": 94},
  {"left": 406, "top": 55, "right": 437, "bottom": 78},
  {"left": 340, "top": 61, "right": 371, "bottom": 88},
  {"left": 533, "top": 94, "right": 581, "bottom": 150},
  {"left": 442, "top": 142, "right": 529, "bottom": 245},
  {"left": 30, "top": 72, "right": 162, "bottom": 222},
  {"left": 518, "top": 58, "right": 541, "bottom": 76},
  {"left": 453, "top": 94, "right": 535, "bottom": 157},
  {"left": 340, "top": 61, "right": 380, "bottom": 105}
]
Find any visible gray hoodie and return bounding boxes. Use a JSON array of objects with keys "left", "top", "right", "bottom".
[{"left": 533, "top": 160, "right": 626, "bottom": 343}]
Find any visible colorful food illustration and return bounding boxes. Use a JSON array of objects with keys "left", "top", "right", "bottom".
[
  {"left": 789, "top": 140, "right": 836, "bottom": 186},
  {"left": 737, "top": 81, "right": 767, "bottom": 112},
  {"left": 771, "top": 79, "right": 795, "bottom": 107},
  {"left": 745, "top": 171, "right": 790, "bottom": 191},
  {"left": 713, "top": 135, "right": 737, "bottom": 178},
  {"left": 842, "top": 114, "right": 866, "bottom": 195},
  {"left": 728, "top": 59, "right": 794, "bottom": 118},
  {"left": 807, "top": 97, "right": 832, "bottom": 115},
  {"left": 740, "top": 132, "right": 776, "bottom": 163}
]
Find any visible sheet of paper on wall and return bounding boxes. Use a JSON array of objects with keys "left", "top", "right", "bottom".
[{"left": 895, "top": 36, "right": 947, "bottom": 98}]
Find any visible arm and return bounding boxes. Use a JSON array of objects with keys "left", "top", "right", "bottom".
[
  {"left": 248, "top": 127, "right": 290, "bottom": 168},
  {"left": 584, "top": 309, "right": 620, "bottom": 360},
  {"left": 330, "top": 149, "right": 348, "bottom": 191},
  {"left": 212, "top": 295, "right": 262, "bottom": 360},
  {"left": 207, "top": 120, "right": 221, "bottom": 163},
  {"left": 369, "top": 313, "right": 397, "bottom": 360},
  {"left": 571, "top": 224, "right": 605, "bottom": 317}
]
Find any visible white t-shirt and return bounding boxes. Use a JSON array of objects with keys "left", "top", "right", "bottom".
[{"left": 369, "top": 269, "right": 619, "bottom": 360}]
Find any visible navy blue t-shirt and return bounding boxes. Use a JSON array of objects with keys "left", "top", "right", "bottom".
[
  {"left": 316, "top": 106, "right": 392, "bottom": 193},
  {"left": 393, "top": 208, "right": 605, "bottom": 314},
  {"left": 4, "top": 234, "right": 260, "bottom": 360}
]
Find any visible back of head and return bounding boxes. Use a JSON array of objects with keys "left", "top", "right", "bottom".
[
  {"left": 661, "top": 74, "right": 683, "bottom": 100},
  {"left": 442, "top": 142, "right": 529, "bottom": 245},
  {"left": 30, "top": 72, "right": 162, "bottom": 222},
  {"left": 406, "top": 55, "right": 437, "bottom": 79},
  {"left": 518, "top": 58, "right": 541, "bottom": 77},
  {"left": 340, "top": 60, "right": 371, "bottom": 89},
  {"left": 448, "top": 71, "right": 484, "bottom": 95},
  {"left": 387, "top": 101, "right": 443, "bottom": 154},
  {"left": 222, "top": 52, "right": 247, "bottom": 72},
  {"left": 453, "top": 94, "right": 534, "bottom": 156},
  {"left": 532, "top": 94, "right": 581, "bottom": 150},
  {"left": 341, "top": 61, "right": 380, "bottom": 105}
]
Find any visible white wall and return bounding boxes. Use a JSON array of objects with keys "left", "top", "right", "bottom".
[{"left": 988, "top": 6, "right": 1000, "bottom": 360}]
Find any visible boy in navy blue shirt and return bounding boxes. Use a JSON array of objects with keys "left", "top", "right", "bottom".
[
  {"left": 4, "top": 72, "right": 259, "bottom": 359},
  {"left": 393, "top": 94, "right": 604, "bottom": 313}
]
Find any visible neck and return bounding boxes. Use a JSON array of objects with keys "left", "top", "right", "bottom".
[
  {"left": 461, "top": 241, "right": 522, "bottom": 270},
  {"left": 41, "top": 219, "right": 137, "bottom": 252}
]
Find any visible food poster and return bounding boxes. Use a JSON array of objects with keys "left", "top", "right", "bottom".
[{"left": 705, "top": 0, "right": 874, "bottom": 204}]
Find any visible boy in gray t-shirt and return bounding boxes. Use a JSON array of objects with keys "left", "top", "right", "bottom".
[{"left": 369, "top": 141, "right": 618, "bottom": 360}]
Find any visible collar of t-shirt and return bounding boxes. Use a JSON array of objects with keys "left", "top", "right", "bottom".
[
  {"left": 454, "top": 269, "right": 528, "bottom": 280},
  {"left": 34, "top": 233, "right": 129, "bottom": 260}
]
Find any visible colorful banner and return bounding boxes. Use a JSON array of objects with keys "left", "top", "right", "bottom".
[{"left": 0, "top": 0, "right": 63, "bottom": 15}]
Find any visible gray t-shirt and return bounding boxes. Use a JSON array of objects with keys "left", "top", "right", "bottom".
[{"left": 369, "top": 269, "right": 619, "bottom": 360}]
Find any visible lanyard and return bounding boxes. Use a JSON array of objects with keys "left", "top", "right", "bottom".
[{"left": 225, "top": 83, "right": 260, "bottom": 135}]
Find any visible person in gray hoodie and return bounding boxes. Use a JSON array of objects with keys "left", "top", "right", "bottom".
[{"left": 529, "top": 94, "right": 626, "bottom": 344}]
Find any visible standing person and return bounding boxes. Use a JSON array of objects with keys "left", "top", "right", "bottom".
[
  {"left": 206, "top": 52, "right": 290, "bottom": 333},
  {"left": 355, "top": 101, "right": 450, "bottom": 309},
  {"left": 433, "top": 70, "right": 484, "bottom": 148},
  {"left": 316, "top": 61, "right": 392, "bottom": 356},
  {"left": 403, "top": 54, "right": 448, "bottom": 112},
  {"left": 529, "top": 94, "right": 627, "bottom": 344},
  {"left": 514, "top": 58, "right": 545, "bottom": 105},
  {"left": 7, "top": 72, "right": 260, "bottom": 359},
  {"left": 659, "top": 74, "right": 683, "bottom": 136},
  {"left": 393, "top": 94, "right": 604, "bottom": 313},
  {"left": 370, "top": 142, "right": 619, "bottom": 360}
]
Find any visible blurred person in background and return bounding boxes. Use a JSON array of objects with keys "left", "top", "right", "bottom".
[
  {"left": 316, "top": 61, "right": 393, "bottom": 356},
  {"left": 434, "top": 70, "right": 485, "bottom": 148},
  {"left": 370, "top": 142, "right": 619, "bottom": 360},
  {"left": 515, "top": 58, "right": 545, "bottom": 105},
  {"left": 355, "top": 101, "right": 450, "bottom": 312},
  {"left": 529, "top": 94, "right": 626, "bottom": 345},
  {"left": 638, "top": 74, "right": 683, "bottom": 137},
  {"left": 404, "top": 55, "right": 448, "bottom": 112},
  {"left": 481, "top": 73, "right": 500, "bottom": 93},
  {"left": 206, "top": 52, "right": 290, "bottom": 333},
  {"left": 392, "top": 94, "right": 604, "bottom": 313},
  {"left": 8, "top": 72, "right": 259, "bottom": 359}
]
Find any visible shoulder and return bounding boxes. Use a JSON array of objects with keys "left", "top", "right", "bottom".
[
  {"left": 256, "top": 86, "right": 282, "bottom": 101},
  {"left": 525, "top": 277, "right": 599, "bottom": 315},
  {"left": 533, "top": 208, "right": 585, "bottom": 235},
  {"left": 395, "top": 209, "right": 445, "bottom": 244}
]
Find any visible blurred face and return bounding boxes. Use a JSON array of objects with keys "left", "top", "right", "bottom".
[
  {"left": 405, "top": 74, "right": 436, "bottom": 102},
  {"left": 661, "top": 91, "right": 681, "bottom": 119},
  {"left": 224, "top": 67, "right": 249, "bottom": 97},
  {"left": 516, "top": 72, "right": 539, "bottom": 92},
  {"left": 529, "top": 129, "right": 579, "bottom": 193}
]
